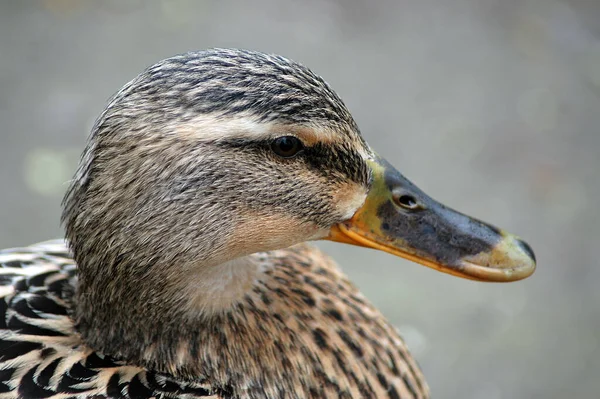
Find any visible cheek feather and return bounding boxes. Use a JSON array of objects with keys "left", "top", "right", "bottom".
[
  {"left": 226, "top": 212, "right": 326, "bottom": 256},
  {"left": 333, "top": 182, "right": 368, "bottom": 221}
]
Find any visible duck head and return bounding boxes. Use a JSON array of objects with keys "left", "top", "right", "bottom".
[{"left": 62, "top": 49, "right": 535, "bottom": 372}]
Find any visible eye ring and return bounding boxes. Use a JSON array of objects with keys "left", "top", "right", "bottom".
[
  {"left": 393, "top": 194, "right": 422, "bottom": 211},
  {"left": 271, "top": 136, "right": 304, "bottom": 158}
]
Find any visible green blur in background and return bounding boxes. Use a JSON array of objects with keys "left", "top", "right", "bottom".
[{"left": 0, "top": 1, "right": 599, "bottom": 398}]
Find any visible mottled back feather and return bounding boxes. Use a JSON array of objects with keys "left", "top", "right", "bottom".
[{"left": 0, "top": 241, "right": 223, "bottom": 399}]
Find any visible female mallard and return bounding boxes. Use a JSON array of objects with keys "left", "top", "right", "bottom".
[{"left": 0, "top": 49, "right": 536, "bottom": 398}]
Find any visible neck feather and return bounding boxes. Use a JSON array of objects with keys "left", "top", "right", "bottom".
[
  {"left": 183, "top": 255, "right": 265, "bottom": 315},
  {"left": 71, "top": 244, "right": 428, "bottom": 398},
  {"left": 71, "top": 251, "right": 267, "bottom": 367}
]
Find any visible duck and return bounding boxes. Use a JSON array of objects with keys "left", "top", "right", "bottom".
[{"left": 0, "top": 48, "right": 536, "bottom": 399}]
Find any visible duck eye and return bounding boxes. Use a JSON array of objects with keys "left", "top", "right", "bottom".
[
  {"left": 394, "top": 194, "right": 421, "bottom": 210},
  {"left": 271, "top": 136, "right": 304, "bottom": 158}
]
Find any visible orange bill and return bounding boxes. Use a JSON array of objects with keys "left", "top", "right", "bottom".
[{"left": 327, "top": 157, "right": 536, "bottom": 282}]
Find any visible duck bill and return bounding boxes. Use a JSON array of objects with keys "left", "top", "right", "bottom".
[{"left": 327, "top": 157, "right": 536, "bottom": 282}]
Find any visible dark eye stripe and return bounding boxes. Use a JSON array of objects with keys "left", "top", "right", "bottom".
[
  {"left": 302, "top": 143, "right": 370, "bottom": 186},
  {"left": 214, "top": 139, "right": 370, "bottom": 186}
]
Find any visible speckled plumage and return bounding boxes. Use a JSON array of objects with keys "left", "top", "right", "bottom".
[
  {"left": 0, "top": 241, "right": 215, "bottom": 398},
  {"left": 0, "top": 241, "right": 428, "bottom": 398}
]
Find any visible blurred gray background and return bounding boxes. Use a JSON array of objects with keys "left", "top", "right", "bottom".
[{"left": 1, "top": 0, "right": 599, "bottom": 398}]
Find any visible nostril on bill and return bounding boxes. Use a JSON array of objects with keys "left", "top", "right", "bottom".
[{"left": 516, "top": 239, "right": 536, "bottom": 263}]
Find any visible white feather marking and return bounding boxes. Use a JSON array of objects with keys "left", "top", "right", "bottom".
[{"left": 0, "top": 265, "right": 60, "bottom": 277}]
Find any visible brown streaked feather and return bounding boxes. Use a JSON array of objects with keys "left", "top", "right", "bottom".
[{"left": 0, "top": 241, "right": 428, "bottom": 398}]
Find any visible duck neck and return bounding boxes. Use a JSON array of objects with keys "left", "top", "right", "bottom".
[
  {"left": 72, "top": 251, "right": 266, "bottom": 375},
  {"left": 72, "top": 244, "right": 428, "bottom": 398}
]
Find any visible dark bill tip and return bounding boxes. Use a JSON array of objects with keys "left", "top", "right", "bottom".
[{"left": 516, "top": 238, "right": 536, "bottom": 263}]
